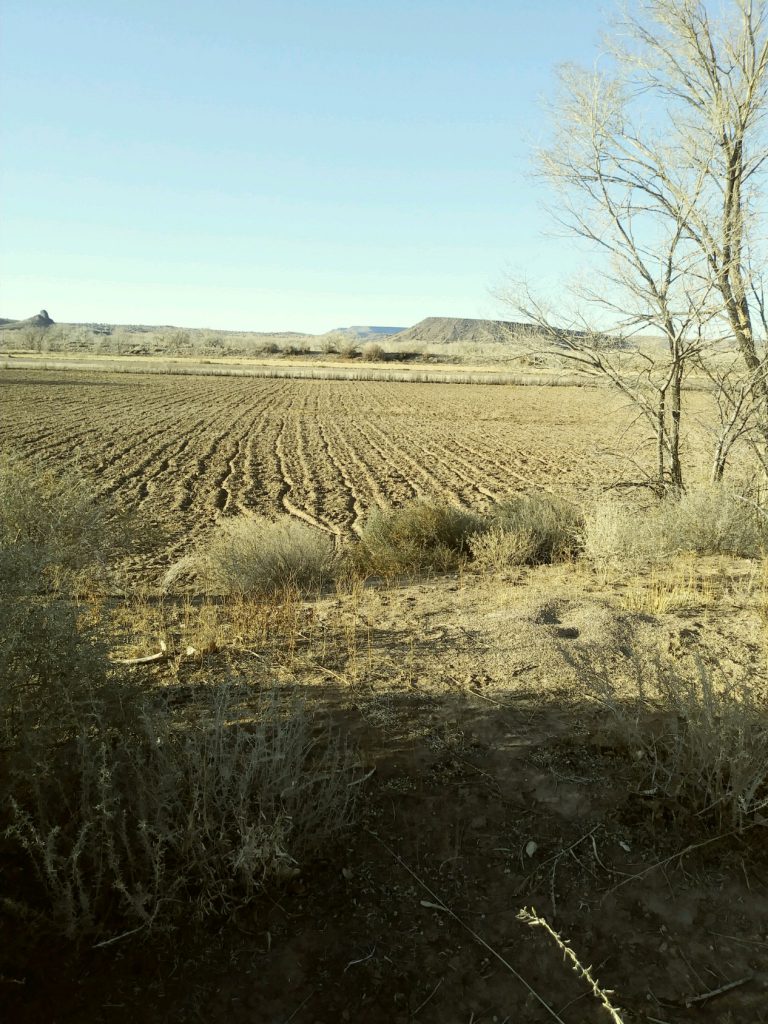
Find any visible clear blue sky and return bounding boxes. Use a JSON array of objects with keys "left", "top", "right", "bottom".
[{"left": 1, "top": 1, "right": 608, "bottom": 332}]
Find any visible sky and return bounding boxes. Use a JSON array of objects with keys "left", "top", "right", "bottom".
[{"left": 1, "top": 1, "right": 610, "bottom": 333}]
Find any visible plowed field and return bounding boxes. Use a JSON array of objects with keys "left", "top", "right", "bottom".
[{"left": 2, "top": 369, "right": 647, "bottom": 576}]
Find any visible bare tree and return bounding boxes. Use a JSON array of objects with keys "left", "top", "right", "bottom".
[
  {"left": 501, "top": 1, "right": 768, "bottom": 491},
  {"left": 612, "top": 0, "right": 768, "bottom": 448},
  {"left": 695, "top": 354, "right": 768, "bottom": 479},
  {"left": 499, "top": 58, "right": 719, "bottom": 493}
]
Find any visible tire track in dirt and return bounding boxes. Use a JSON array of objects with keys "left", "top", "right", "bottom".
[
  {"left": 351, "top": 408, "right": 476, "bottom": 508},
  {"left": 283, "top": 386, "right": 352, "bottom": 535},
  {"left": 221, "top": 379, "right": 295, "bottom": 519},
  {"left": 313, "top": 414, "right": 363, "bottom": 533},
  {"left": 274, "top": 408, "right": 337, "bottom": 535},
  {"left": 332, "top": 385, "right": 440, "bottom": 504}
]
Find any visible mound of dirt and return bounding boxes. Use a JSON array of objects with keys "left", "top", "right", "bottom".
[
  {"left": 392, "top": 317, "right": 540, "bottom": 346},
  {"left": 0, "top": 309, "right": 54, "bottom": 330}
]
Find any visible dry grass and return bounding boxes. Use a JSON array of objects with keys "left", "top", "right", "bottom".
[
  {"left": 619, "top": 568, "right": 715, "bottom": 615},
  {"left": 356, "top": 499, "right": 485, "bottom": 575},
  {"left": 165, "top": 515, "right": 339, "bottom": 597},
  {"left": 7, "top": 684, "right": 360, "bottom": 937},
  {"left": 585, "top": 655, "right": 768, "bottom": 829}
]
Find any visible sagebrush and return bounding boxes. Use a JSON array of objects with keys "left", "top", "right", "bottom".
[
  {"left": 356, "top": 499, "right": 484, "bottom": 574},
  {"left": 584, "top": 485, "right": 768, "bottom": 566},
  {"left": 7, "top": 685, "right": 360, "bottom": 937},
  {"left": 167, "top": 514, "right": 339, "bottom": 596},
  {"left": 471, "top": 493, "right": 582, "bottom": 568}
]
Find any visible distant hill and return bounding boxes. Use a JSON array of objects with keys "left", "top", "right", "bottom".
[
  {"left": 391, "top": 317, "right": 540, "bottom": 346},
  {"left": 0, "top": 309, "right": 54, "bottom": 330},
  {"left": 330, "top": 325, "right": 406, "bottom": 339}
]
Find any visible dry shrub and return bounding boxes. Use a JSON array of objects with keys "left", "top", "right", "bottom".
[
  {"left": 585, "top": 486, "right": 768, "bottom": 567},
  {"left": 336, "top": 338, "right": 359, "bottom": 359},
  {"left": 0, "top": 453, "right": 138, "bottom": 755},
  {"left": 7, "top": 684, "right": 360, "bottom": 937},
  {"left": 669, "top": 486, "right": 768, "bottom": 557},
  {"left": 471, "top": 493, "right": 582, "bottom": 569},
  {"left": 168, "top": 515, "right": 339, "bottom": 596},
  {"left": 469, "top": 525, "right": 537, "bottom": 570},
  {"left": 585, "top": 655, "right": 768, "bottom": 829},
  {"left": 356, "top": 499, "right": 485, "bottom": 575},
  {"left": 0, "top": 451, "right": 131, "bottom": 590},
  {"left": 361, "top": 342, "right": 385, "bottom": 362},
  {"left": 583, "top": 499, "right": 663, "bottom": 566}
]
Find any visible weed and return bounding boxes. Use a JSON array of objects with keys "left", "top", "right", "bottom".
[
  {"left": 356, "top": 499, "right": 485, "bottom": 575},
  {"left": 585, "top": 655, "right": 768, "bottom": 829},
  {"left": 167, "top": 515, "right": 339, "bottom": 597},
  {"left": 6, "top": 684, "right": 360, "bottom": 937},
  {"left": 471, "top": 493, "right": 582, "bottom": 568}
]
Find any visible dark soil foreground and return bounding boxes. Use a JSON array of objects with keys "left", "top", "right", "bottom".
[{"left": 3, "top": 680, "right": 768, "bottom": 1024}]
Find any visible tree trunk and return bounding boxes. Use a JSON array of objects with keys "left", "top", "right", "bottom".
[
  {"left": 657, "top": 389, "right": 667, "bottom": 494},
  {"left": 669, "top": 368, "right": 684, "bottom": 495}
]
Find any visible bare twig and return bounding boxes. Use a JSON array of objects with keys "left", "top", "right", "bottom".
[
  {"left": 282, "top": 989, "right": 315, "bottom": 1023},
  {"left": 111, "top": 651, "right": 169, "bottom": 666},
  {"left": 518, "top": 909, "right": 625, "bottom": 1023},
  {"left": 413, "top": 977, "right": 444, "bottom": 1016},
  {"left": 344, "top": 946, "right": 375, "bottom": 972},
  {"left": 92, "top": 924, "right": 147, "bottom": 949},
  {"left": 684, "top": 974, "right": 753, "bottom": 1008},
  {"left": 366, "top": 830, "right": 567, "bottom": 1023}
]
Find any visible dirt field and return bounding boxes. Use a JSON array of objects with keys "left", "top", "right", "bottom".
[
  {"left": 0, "top": 368, "right": 654, "bottom": 580},
  {"left": 2, "top": 367, "right": 767, "bottom": 1023}
]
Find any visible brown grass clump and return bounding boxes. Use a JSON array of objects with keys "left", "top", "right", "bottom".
[
  {"left": 585, "top": 486, "right": 768, "bottom": 567},
  {"left": 166, "top": 515, "right": 339, "bottom": 597},
  {"left": 6, "top": 684, "right": 360, "bottom": 938},
  {"left": 471, "top": 493, "right": 582, "bottom": 569},
  {"left": 356, "top": 499, "right": 485, "bottom": 575},
  {"left": 585, "top": 655, "right": 768, "bottom": 829}
]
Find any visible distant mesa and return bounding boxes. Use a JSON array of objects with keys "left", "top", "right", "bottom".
[
  {"left": 392, "top": 317, "right": 539, "bottom": 346},
  {"left": 0, "top": 309, "right": 54, "bottom": 330}
]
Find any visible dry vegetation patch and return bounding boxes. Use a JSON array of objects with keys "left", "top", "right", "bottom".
[{"left": 5, "top": 373, "right": 768, "bottom": 1021}]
